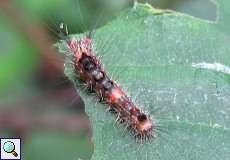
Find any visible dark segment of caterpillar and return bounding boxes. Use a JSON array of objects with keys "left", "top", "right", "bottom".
[{"left": 60, "top": 24, "right": 155, "bottom": 142}]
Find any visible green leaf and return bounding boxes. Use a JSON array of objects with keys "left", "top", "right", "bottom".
[{"left": 59, "top": 1, "right": 230, "bottom": 159}]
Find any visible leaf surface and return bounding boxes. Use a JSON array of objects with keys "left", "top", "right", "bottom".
[{"left": 59, "top": 1, "right": 230, "bottom": 159}]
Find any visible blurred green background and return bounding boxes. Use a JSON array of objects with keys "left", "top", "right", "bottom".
[{"left": 0, "top": 0, "right": 216, "bottom": 159}]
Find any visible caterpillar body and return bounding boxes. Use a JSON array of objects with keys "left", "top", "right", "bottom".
[{"left": 61, "top": 24, "right": 155, "bottom": 142}]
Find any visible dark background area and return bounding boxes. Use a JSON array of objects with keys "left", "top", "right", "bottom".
[{"left": 0, "top": 0, "right": 216, "bottom": 159}]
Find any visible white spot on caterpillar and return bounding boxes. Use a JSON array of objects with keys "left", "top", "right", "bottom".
[{"left": 192, "top": 62, "right": 230, "bottom": 75}]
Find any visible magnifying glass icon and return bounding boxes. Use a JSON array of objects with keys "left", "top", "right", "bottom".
[{"left": 3, "top": 141, "right": 18, "bottom": 157}]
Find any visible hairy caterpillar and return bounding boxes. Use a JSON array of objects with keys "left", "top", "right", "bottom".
[{"left": 59, "top": 20, "right": 155, "bottom": 142}]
